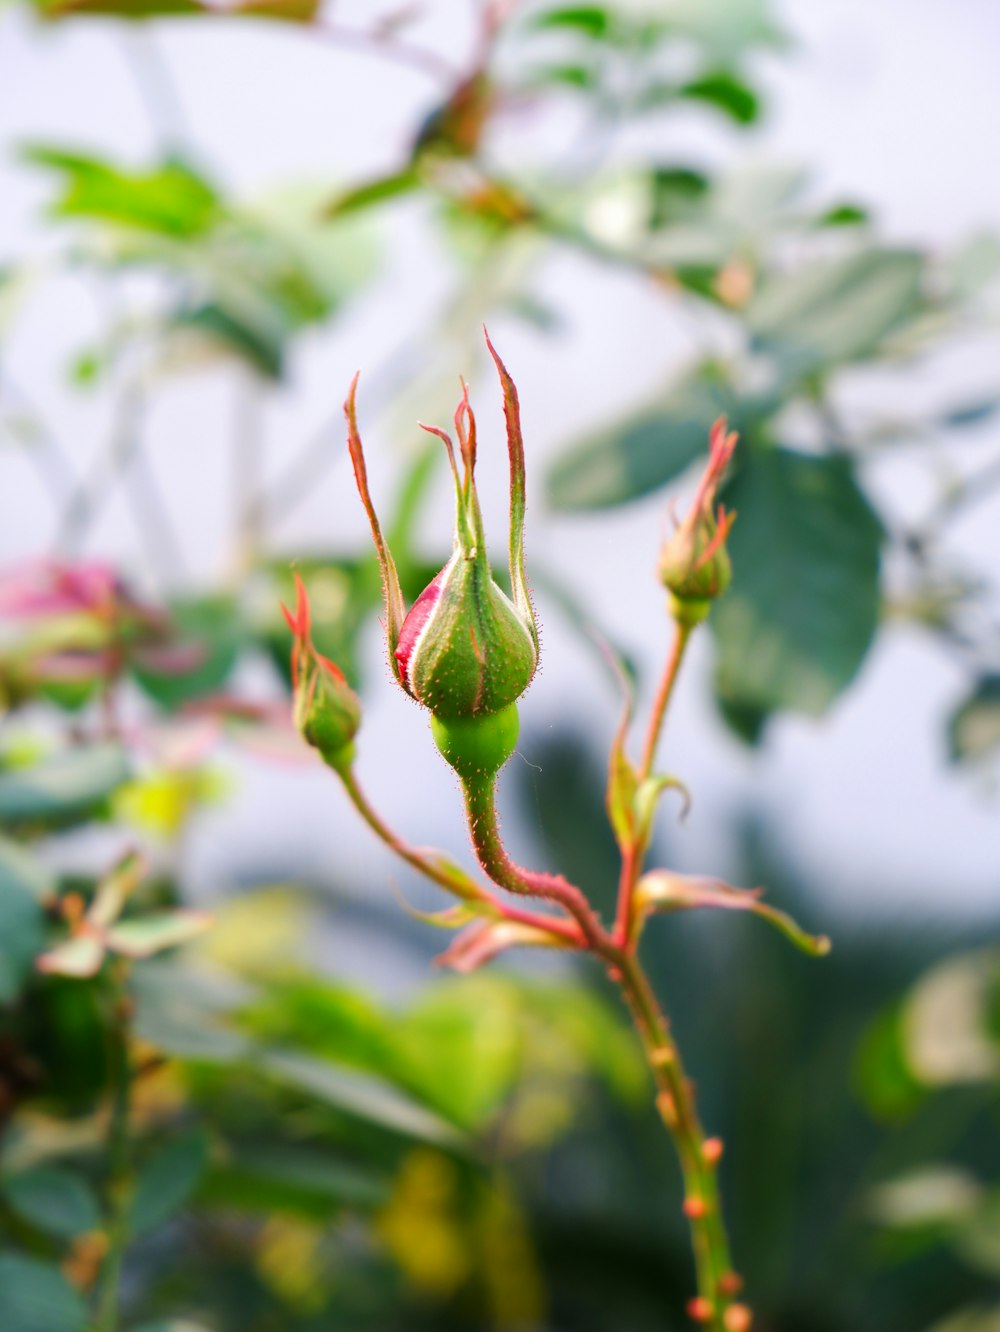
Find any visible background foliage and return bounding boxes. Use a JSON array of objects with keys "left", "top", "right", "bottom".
[{"left": 1, "top": 2, "right": 999, "bottom": 1329}]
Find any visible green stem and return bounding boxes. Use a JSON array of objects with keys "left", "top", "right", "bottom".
[
  {"left": 461, "top": 770, "right": 610, "bottom": 953},
  {"left": 460, "top": 768, "right": 744, "bottom": 1328},
  {"left": 336, "top": 764, "right": 582, "bottom": 944},
  {"left": 95, "top": 971, "right": 134, "bottom": 1332},
  {"left": 616, "top": 952, "right": 740, "bottom": 1330},
  {"left": 639, "top": 620, "right": 693, "bottom": 781}
]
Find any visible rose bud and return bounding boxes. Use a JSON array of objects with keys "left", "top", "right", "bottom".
[
  {"left": 281, "top": 573, "right": 361, "bottom": 773},
  {"left": 345, "top": 331, "right": 539, "bottom": 733},
  {"left": 658, "top": 417, "right": 739, "bottom": 625}
]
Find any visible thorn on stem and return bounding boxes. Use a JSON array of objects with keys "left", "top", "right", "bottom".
[
  {"left": 683, "top": 1196, "right": 709, "bottom": 1220},
  {"left": 724, "top": 1304, "right": 753, "bottom": 1331},
  {"left": 656, "top": 1090, "right": 678, "bottom": 1128},
  {"left": 702, "top": 1137, "right": 724, "bottom": 1165},
  {"left": 720, "top": 1272, "right": 744, "bottom": 1296},
  {"left": 651, "top": 1047, "right": 675, "bottom": 1069},
  {"left": 687, "top": 1297, "right": 714, "bottom": 1324}
]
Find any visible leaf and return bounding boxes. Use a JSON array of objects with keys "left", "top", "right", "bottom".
[
  {"left": 198, "top": 1145, "right": 388, "bottom": 1217},
  {"left": 228, "top": 0, "right": 318, "bottom": 19},
  {"left": 948, "top": 676, "right": 1000, "bottom": 764},
  {"left": 546, "top": 368, "right": 749, "bottom": 510},
  {"left": 131, "top": 595, "right": 242, "bottom": 709},
  {"left": 0, "top": 1255, "right": 88, "bottom": 1332},
  {"left": 0, "top": 838, "right": 47, "bottom": 1001},
  {"left": 746, "top": 248, "right": 924, "bottom": 378},
  {"left": 0, "top": 743, "right": 129, "bottom": 826},
  {"left": 532, "top": 5, "right": 610, "bottom": 37},
  {"left": 634, "top": 869, "right": 830, "bottom": 955},
  {"left": 263, "top": 1051, "right": 464, "bottom": 1147},
  {"left": 106, "top": 909, "right": 212, "bottom": 959},
  {"left": 323, "top": 168, "right": 421, "bottom": 220},
  {"left": 127, "top": 1131, "right": 209, "bottom": 1237},
  {"left": 22, "top": 147, "right": 220, "bottom": 237},
  {"left": 678, "top": 70, "right": 760, "bottom": 124},
  {"left": 36, "top": 933, "right": 105, "bottom": 979},
  {"left": 3, "top": 1166, "right": 102, "bottom": 1238},
  {"left": 711, "top": 447, "right": 883, "bottom": 722}
]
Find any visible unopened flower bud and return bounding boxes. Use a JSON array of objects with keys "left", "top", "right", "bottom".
[
  {"left": 346, "top": 331, "right": 539, "bottom": 723},
  {"left": 281, "top": 573, "right": 361, "bottom": 772},
  {"left": 659, "top": 417, "right": 738, "bottom": 624}
]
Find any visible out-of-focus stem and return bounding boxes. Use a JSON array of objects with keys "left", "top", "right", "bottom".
[{"left": 95, "top": 971, "right": 133, "bottom": 1332}]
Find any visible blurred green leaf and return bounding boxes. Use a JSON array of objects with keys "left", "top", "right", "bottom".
[
  {"left": 0, "top": 837, "right": 47, "bottom": 1001},
  {"left": 132, "top": 595, "right": 242, "bottom": 709},
  {"left": 678, "top": 71, "right": 760, "bottom": 123},
  {"left": 263, "top": 1050, "right": 465, "bottom": 1147},
  {"left": 0, "top": 1255, "right": 88, "bottom": 1332},
  {"left": 2, "top": 1166, "right": 102, "bottom": 1237},
  {"left": 22, "top": 147, "right": 220, "bottom": 237},
  {"left": 0, "top": 743, "right": 129, "bottom": 826},
  {"left": 128, "top": 1130, "right": 209, "bottom": 1237},
  {"left": 106, "top": 910, "right": 212, "bottom": 959},
  {"left": 198, "top": 1144, "right": 388, "bottom": 1217},
  {"left": 948, "top": 676, "right": 1000, "bottom": 765},
  {"left": 533, "top": 5, "right": 610, "bottom": 37},
  {"left": 712, "top": 447, "right": 883, "bottom": 723},
  {"left": 746, "top": 248, "right": 924, "bottom": 378},
  {"left": 546, "top": 368, "right": 749, "bottom": 509}
]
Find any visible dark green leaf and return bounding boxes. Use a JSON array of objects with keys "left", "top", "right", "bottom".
[
  {"left": 818, "top": 202, "right": 871, "bottom": 227},
  {"left": 131, "top": 595, "right": 242, "bottom": 709},
  {"left": 546, "top": 369, "right": 749, "bottom": 510},
  {"left": 746, "top": 248, "right": 924, "bottom": 378},
  {"left": 678, "top": 71, "right": 761, "bottom": 124},
  {"left": 948, "top": 676, "right": 1000, "bottom": 764},
  {"left": 263, "top": 1050, "right": 464, "bottom": 1146},
  {"left": 712, "top": 448, "right": 883, "bottom": 722},
  {"left": 176, "top": 302, "right": 284, "bottom": 380},
  {"left": 3, "top": 1167, "right": 102, "bottom": 1238},
  {"left": 127, "top": 1130, "right": 209, "bottom": 1236},
  {"left": 37, "top": 0, "right": 204, "bottom": 14},
  {"left": 198, "top": 1145, "right": 388, "bottom": 1217},
  {"left": 533, "top": 5, "right": 610, "bottom": 38},
  {"left": 0, "top": 1256, "right": 88, "bottom": 1332},
  {"left": 0, "top": 743, "right": 129, "bottom": 827}
]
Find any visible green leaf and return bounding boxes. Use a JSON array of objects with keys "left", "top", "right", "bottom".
[
  {"left": 127, "top": 1131, "right": 209, "bottom": 1237},
  {"left": 532, "top": 5, "right": 610, "bottom": 38},
  {"left": 817, "top": 202, "right": 870, "bottom": 228},
  {"left": 678, "top": 71, "right": 760, "bottom": 124},
  {"left": 948, "top": 676, "right": 1000, "bottom": 764},
  {"left": 0, "top": 1255, "right": 88, "bottom": 1332},
  {"left": 323, "top": 168, "right": 421, "bottom": 220},
  {"left": 3, "top": 1166, "right": 102, "bottom": 1238},
  {"left": 106, "top": 909, "right": 212, "bottom": 959},
  {"left": 228, "top": 0, "right": 318, "bottom": 20},
  {"left": 546, "top": 369, "right": 746, "bottom": 510},
  {"left": 198, "top": 1145, "right": 388, "bottom": 1218},
  {"left": 263, "top": 1050, "right": 464, "bottom": 1147},
  {"left": 0, "top": 743, "right": 129, "bottom": 827},
  {"left": 712, "top": 448, "right": 882, "bottom": 722},
  {"left": 175, "top": 302, "right": 284, "bottom": 380},
  {"left": 22, "top": 147, "right": 220, "bottom": 237},
  {"left": 131, "top": 595, "right": 242, "bottom": 709},
  {"left": 746, "top": 248, "right": 924, "bottom": 378},
  {"left": 0, "top": 838, "right": 47, "bottom": 1001}
]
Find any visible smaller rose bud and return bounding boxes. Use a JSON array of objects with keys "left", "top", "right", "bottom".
[
  {"left": 659, "top": 417, "right": 738, "bottom": 625},
  {"left": 281, "top": 573, "right": 361, "bottom": 772}
]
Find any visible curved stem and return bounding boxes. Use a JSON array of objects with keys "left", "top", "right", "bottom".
[
  {"left": 336, "top": 763, "right": 581, "bottom": 944},
  {"left": 461, "top": 770, "right": 612, "bottom": 954}
]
